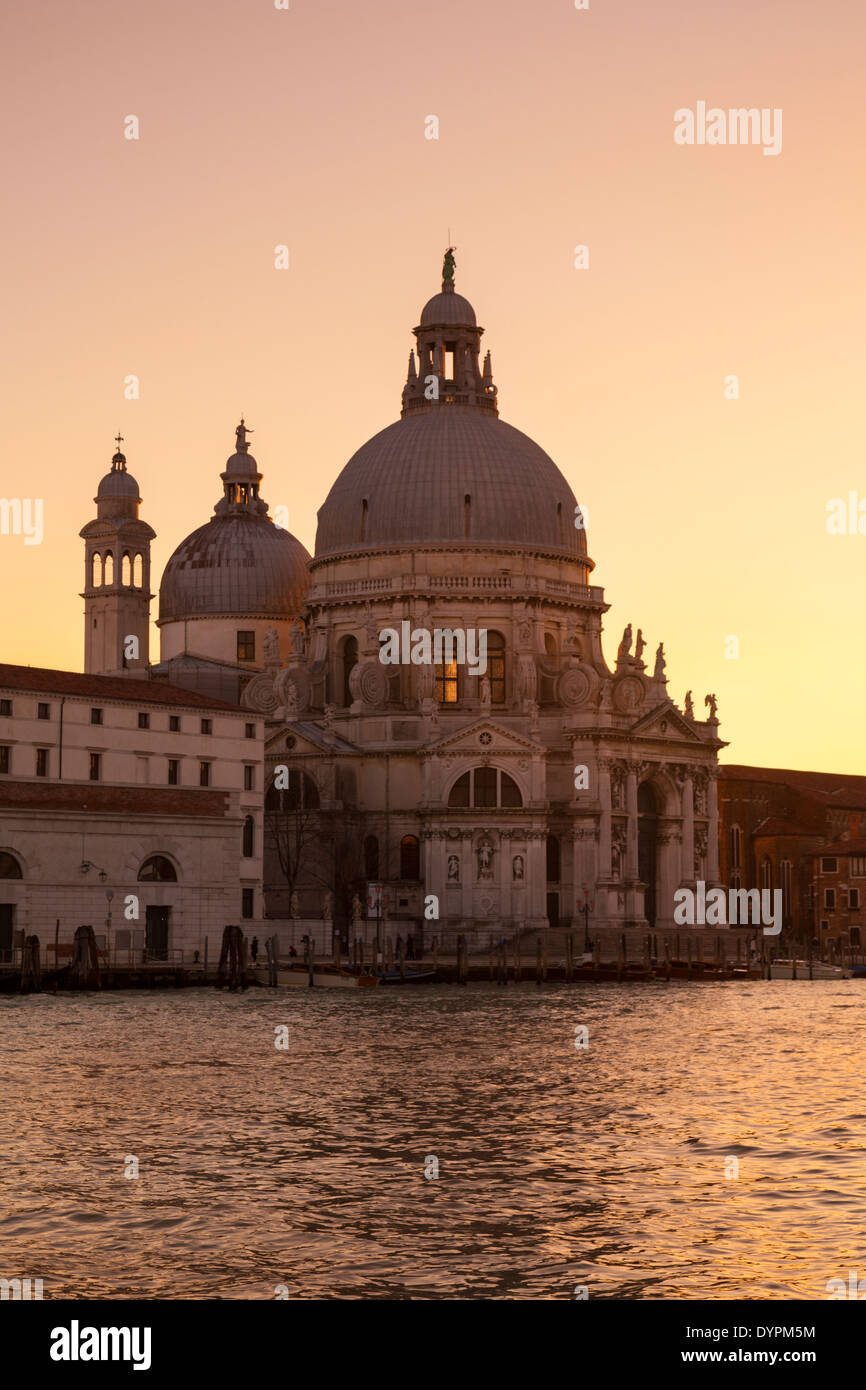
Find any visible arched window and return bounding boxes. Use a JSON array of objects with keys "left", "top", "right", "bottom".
[
  {"left": 265, "top": 771, "right": 319, "bottom": 812},
  {"left": 400, "top": 835, "right": 420, "bottom": 880},
  {"left": 760, "top": 858, "right": 772, "bottom": 892},
  {"left": 121, "top": 551, "right": 132, "bottom": 586},
  {"left": 729, "top": 824, "right": 743, "bottom": 889},
  {"left": 242, "top": 816, "right": 254, "bottom": 858},
  {"left": 780, "top": 859, "right": 792, "bottom": 918},
  {"left": 133, "top": 553, "right": 143, "bottom": 587},
  {"left": 138, "top": 855, "right": 177, "bottom": 882},
  {"left": 435, "top": 657, "right": 460, "bottom": 704},
  {"left": 544, "top": 632, "right": 557, "bottom": 657},
  {"left": 0, "top": 851, "right": 23, "bottom": 878},
  {"left": 341, "top": 635, "right": 359, "bottom": 707},
  {"left": 103, "top": 551, "right": 114, "bottom": 585},
  {"left": 546, "top": 834, "right": 560, "bottom": 882},
  {"left": 91, "top": 552, "right": 102, "bottom": 588},
  {"left": 447, "top": 768, "right": 523, "bottom": 809},
  {"left": 487, "top": 631, "right": 506, "bottom": 704},
  {"left": 364, "top": 834, "right": 379, "bottom": 880}
]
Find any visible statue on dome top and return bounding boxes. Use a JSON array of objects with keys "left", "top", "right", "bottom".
[
  {"left": 442, "top": 246, "right": 456, "bottom": 284},
  {"left": 235, "top": 418, "right": 253, "bottom": 453}
]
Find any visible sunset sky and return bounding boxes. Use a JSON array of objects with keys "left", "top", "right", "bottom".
[{"left": 1, "top": 0, "right": 864, "bottom": 772}]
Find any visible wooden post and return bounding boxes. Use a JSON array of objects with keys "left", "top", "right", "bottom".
[
  {"left": 664, "top": 936, "right": 671, "bottom": 981},
  {"left": 513, "top": 936, "right": 521, "bottom": 983},
  {"left": 432, "top": 936, "right": 438, "bottom": 974},
  {"left": 307, "top": 934, "right": 314, "bottom": 988},
  {"left": 686, "top": 936, "right": 692, "bottom": 981},
  {"left": 675, "top": 932, "right": 680, "bottom": 965},
  {"left": 644, "top": 934, "right": 651, "bottom": 972},
  {"left": 536, "top": 938, "right": 543, "bottom": 985},
  {"left": 565, "top": 933, "right": 573, "bottom": 983},
  {"left": 398, "top": 936, "right": 405, "bottom": 980},
  {"left": 500, "top": 937, "right": 508, "bottom": 986},
  {"left": 593, "top": 936, "right": 600, "bottom": 979},
  {"left": 204, "top": 935, "right": 209, "bottom": 980},
  {"left": 489, "top": 935, "right": 495, "bottom": 982}
]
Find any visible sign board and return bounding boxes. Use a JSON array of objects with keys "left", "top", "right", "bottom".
[{"left": 366, "top": 882, "right": 392, "bottom": 915}]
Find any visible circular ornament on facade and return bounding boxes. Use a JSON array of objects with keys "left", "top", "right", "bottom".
[
  {"left": 242, "top": 673, "right": 279, "bottom": 714},
  {"left": 613, "top": 674, "right": 645, "bottom": 714},
  {"left": 275, "top": 666, "right": 311, "bottom": 713},
  {"left": 557, "top": 666, "right": 592, "bottom": 709},
  {"left": 479, "top": 732, "right": 492, "bottom": 745},
  {"left": 353, "top": 660, "right": 389, "bottom": 707},
  {"left": 479, "top": 895, "right": 494, "bottom": 916}
]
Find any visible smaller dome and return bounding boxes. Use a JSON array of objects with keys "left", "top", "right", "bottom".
[
  {"left": 223, "top": 451, "right": 258, "bottom": 478},
  {"left": 419, "top": 291, "right": 477, "bottom": 328},
  {"left": 97, "top": 467, "right": 139, "bottom": 499}
]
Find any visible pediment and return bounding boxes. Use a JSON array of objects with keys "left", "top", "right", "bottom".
[
  {"left": 265, "top": 720, "right": 358, "bottom": 755},
  {"left": 428, "top": 718, "right": 541, "bottom": 756},
  {"left": 629, "top": 702, "right": 705, "bottom": 743}
]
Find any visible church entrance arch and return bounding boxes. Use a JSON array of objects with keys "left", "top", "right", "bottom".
[{"left": 638, "top": 782, "right": 659, "bottom": 926}]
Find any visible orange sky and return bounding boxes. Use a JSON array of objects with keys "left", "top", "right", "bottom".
[{"left": 1, "top": 0, "right": 864, "bottom": 772}]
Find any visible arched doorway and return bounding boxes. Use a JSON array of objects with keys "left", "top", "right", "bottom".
[{"left": 637, "top": 783, "right": 658, "bottom": 926}]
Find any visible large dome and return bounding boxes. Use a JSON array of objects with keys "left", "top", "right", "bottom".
[
  {"left": 159, "top": 514, "right": 310, "bottom": 621},
  {"left": 315, "top": 407, "right": 586, "bottom": 559}
]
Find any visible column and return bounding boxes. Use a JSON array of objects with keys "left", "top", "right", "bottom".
[
  {"left": 461, "top": 832, "right": 473, "bottom": 921},
  {"left": 681, "top": 773, "right": 694, "bottom": 885},
  {"left": 707, "top": 769, "right": 720, "bottom": 883},
  {"left": 656, "top": 826, "right": 680, "bottom": 930},
  {"left": 598, "top": 757, "right": 612, "bottom": 881},
  {"left": 625, "top": 766, "right": 639, "bottom": 880},
  {"left": 499, "top": 830, "right": 512, "bottom": 924},
  {"left": 528, "top": 830, "right": 547, "bottom": 926}
]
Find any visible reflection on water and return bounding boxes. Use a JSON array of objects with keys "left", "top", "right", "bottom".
[{"left": 1, "top": 981, "right": 865, "bottom": 1299}]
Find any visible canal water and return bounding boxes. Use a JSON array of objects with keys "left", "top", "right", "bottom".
[{"left": 1, "top": 981, "right": 864, "bottom": 1299}]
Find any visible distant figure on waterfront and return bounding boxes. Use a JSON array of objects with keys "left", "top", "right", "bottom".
[
  {"left": 251, "top": 936, "right": 259, "bottom": 963},
  {"left": 288, "top": 944, "right": 297, "bottom": 958},
  {"left": 396, "top": 933, "right": 404, "bottom": 958}
]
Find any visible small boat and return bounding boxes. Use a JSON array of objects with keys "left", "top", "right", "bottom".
[
  {"left": 377, "top": 967, "right": 437, "bottom": 985},
  {"left": 276, "top": 963, "right": 379, "bottom": 989},
  {"left": 769, "top": 959, "right": 850, "bottom": 980},
  {"left": 850, "top": 965, "right": 866, "bottom": 979}
]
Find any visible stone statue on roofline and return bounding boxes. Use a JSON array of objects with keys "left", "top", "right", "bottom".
[
  {"left": 442, "top": 246, "right": 456, "bottom": 284},
  {"left": 684, "top": 690, "right": 694, "bottom": 719},
  {"left": 653, "top": 642, "right": 666, "bottom": 681}
]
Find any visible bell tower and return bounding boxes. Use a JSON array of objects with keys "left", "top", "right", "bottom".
[{"left": 79, "top": 436, "right": 156, "bottom": 675}]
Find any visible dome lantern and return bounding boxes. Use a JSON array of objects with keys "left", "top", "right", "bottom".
[{"left": 401, "top": 250, "right": 498, "bottom": 418}]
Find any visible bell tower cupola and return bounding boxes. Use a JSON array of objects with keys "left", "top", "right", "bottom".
[{"left": 401, "top": 249, "right": 499, "bottom": 418}]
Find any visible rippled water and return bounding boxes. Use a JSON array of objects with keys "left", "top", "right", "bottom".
[{"left": 2, "top": 981, "right": 865, "bottom": 1299}]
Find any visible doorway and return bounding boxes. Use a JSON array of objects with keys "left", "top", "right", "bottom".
[
  {"left": 546, "top": 892, "right": 560, "bottom": 929},
  {"left": 145, "top": 906, "right": 170, "bottom": 960},
  {"left": 637, "top": 783, "right": 658, "bottom": 926},
  {"left": 0, "top": 904, "right": 13, "bottom": 962}
]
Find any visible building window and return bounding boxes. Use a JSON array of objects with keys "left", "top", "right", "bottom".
[
  {"left": 245, "top": 722, "right": 255, "bottom": 739},
  {"left": 201, "top": 718, "right": 212, "bottom": 735},
  {"left": 341, "top": 635, "right": 359, "bottom": 706},
  {"left": 820, "top": 919, "right": 829, "bottom": 932},
  {"left": 91, "top": 708, "right": 103, "bottom": 726},
  {"left": 400, "top": 834, "right": 420, "bottom": 880},
  {"left": 242, "top": 888, "right": 254, "bottom": 919},
  {"left": 487, "top": 631, "right": 506, "bottom": 703},
  {"left": 435, "top": 658, "right": 460, "bottom": 705},
  {"left": 848, "top": 887, "right": 860, "bottom": 910},
  {"left": 0, "top": 851, "right": 22, "bottom": 878},
  {"left": 237, "top": 631, "right": 255, "bottom": 662},
  {"left": 244, "top": 765, "right": 255, "bottom": 792},
  {"left": 242, "top": 816, "right": 254, "bottom": 858},
  {"left": 850, "top": 856, "right": 866, "bottom": 877},
  {"left": 36, "top": 748, "right": 48, "bottom": 777},
  {"left": 780, "top": 859, "right": 792, "bottom": 919},
  {"left": 760, "top": 858, "right": 772, "bottom": 893},
  {"left": 546, "top": 834, "right": 560, "bottom": 882},
  {"left": 37, "top": 702, "right": 50, "bottom": 720},
  {"left": 265, "top": 771, "right": 319, "bottom": 811},
  {"left": 89, "top": 752, "right": 101, "bottom": 781},
  {"left": 138, "top": 855, "right": 177, "bottom": 882},
  {"left": 0, "top": 699, "right": 11, "bottom": 716},
  {"left": 824, "top": 888, "right": 836, "bottom": 911},
  {"left": 447, "top": 767, "right": 523, "bottom": 809},
  {"left": 851, "top": 926, "right": 862, "bottom": 948},
  {"left": 364, "top": 835, "right": 379, "bottom": 880},
  {"left": 138, "top": 711, "right": 150, "bottom": 729},
  {"left": 730, "top": 824, "right": 742, "bottom": 871},
  {"left": 199, "top": 761, "right": 211, "bottom": 787},
  {"left": 822, "top": 856, "right": 838, "bottom": 873},
  {"left": 170, "top": 715, "right": 180, "bottom": 732},
  {"left": 0, "top": 746, "right": 9, "bottom": 774},
  {"left": 168, "top": 759, "right": 179, "bottom": 786}
]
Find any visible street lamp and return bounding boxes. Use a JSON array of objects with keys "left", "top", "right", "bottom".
[
  {"left": 105, "top": 888, "right": 114, "bottom": 966},
  {"left": 576, "top": 892, "right": 594, "bottom": 953}
]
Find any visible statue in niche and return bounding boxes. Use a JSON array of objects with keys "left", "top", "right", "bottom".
[
  {"left": 512, "top": 854, "right": 525, "bottom": 881},
  {"left": 611, "top": 822, "right": 627, "bottom": 880},
  {"left": 477, "top": 837, "right": 494, "bottom": 881},
  {"left": 480, "top": 675, "right": 492, "bottom": 711},
  {"left": 289, "top": 618, "right": 306, "bottom": 656},
  {"left": 351, "top": 894, "right": 363, "bottom": 925},
  {"left": 322, "top": 892, "right": 333, "bottom": 924},
  {"left": 653, "top": 643, "right": 666, "bottom": 680},
  {"left": 264, "top": 626, "right": 280, "bottom": 668},
  {"left": 617, "top": 624, "right": 633, "bottom": 663},
  {"left": 290, "top": 892, "right": 300, "bottom": 921},
  {"left": 447, "top": 854, "right": 460, "bottom": 883},
  {"left": 285, "top": 682, "right": 299, "bottom": 719},
  {"left": 526, "top": 698, "right": 539, "bottom": 734}
]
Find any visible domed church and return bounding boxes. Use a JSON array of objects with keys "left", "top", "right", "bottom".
[{"left": 246, "top": 254, "right": 725, "bottom": 938}]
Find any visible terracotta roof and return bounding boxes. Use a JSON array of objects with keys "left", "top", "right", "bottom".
[
  {"left": 721, "top": 764, "right": 866, "bottom": 810},
  {"left": 0, "top": 782, "right": 232, "bottom": 816},
  {"left": 752, "top": 817, "right": 823, "bottom": 839},
  {"left": 0, "top": 664, "right": 246, "bottom": 711},
  {"left": 819, "top": 837, "right": 866, "bottom": 857}
]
